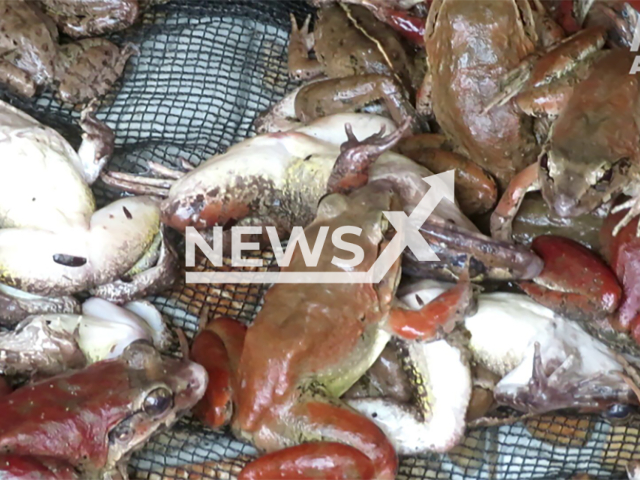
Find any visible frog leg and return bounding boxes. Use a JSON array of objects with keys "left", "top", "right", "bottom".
[
  {"left": 328, "top": 118, "right": 412, "bottom": 194},
  {"left": 485, "top": 26, "right": 607, "bottom": 114},
  {"left": 396, "top": 133, "right": 498, "bottom": 216},
  {"left": 37, "top": 0, "right": 139, "bottom": 38},
  {"left": 239, "top": 399, "right": 397, "bottom": 480},
  {"left": 490, "top": 162, "right": 541, "bottom": 242},
  {"left": 288, "top": 14, "right": 323, "bottom": 81},
  {"left": 0, "top": 455, "right": 80, "bottom": 479},
  {"left": 0, "top": 60, "right": 37, "bottom": 98},
  {"left": 495, "top": 342, "right": 637, "bottom": 414},
  {"left": 519, "top": 235, "right": 622, "bottom": 322},
  {"left": 0, "top": 283, "right": 81, "bottom": 327},
  {"left": 191, "top": 315, "right": 247, "bottom": 429},
  {"left": 388, "top": 278, "right": 476, "bottom": 342},
  {"left": 75, "top": 100, "right": 115, "bottom": 185},
  {"left": 295, "top": 74, "right": 418, "bottom": 130},
  {"left": 100, "top": 160, "right": 184, "bottom": 196}
]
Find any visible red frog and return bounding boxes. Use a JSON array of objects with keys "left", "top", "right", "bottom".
[
  {"left": 0, "top": 342, "right": 207, "bottom": 479},
  {"left": 191, "top": 181, "right": 476, "bottom": 479}
]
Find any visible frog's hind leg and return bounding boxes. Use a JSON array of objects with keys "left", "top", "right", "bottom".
[
  {"left": 491, "top": 162, "right": 541, "bottom": 242},
  {"left": 288, "top": 14, "right": 323, "bottom": 81},
  {"left": 240, "top": 399, "right": 397, "bottom": 480},
  {"left": 484, "top": 26, "right": 607, "bottom": 114},
  {"left": 190, "top": 315, "right": 247, "bottom": 429},
  {"left": 295, "top": 74, "right": 418, "bottom": 130},
  {"left": 389, "top": 276, "right": 476, "bottom": 342}
]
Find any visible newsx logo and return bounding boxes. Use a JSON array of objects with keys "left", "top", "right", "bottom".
[{"left": 185, "top": 171, "right": 455, "bottom": 284}]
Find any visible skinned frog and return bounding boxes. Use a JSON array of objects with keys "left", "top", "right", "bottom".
[
  {"left": 257, "top": 3, "right": 423, "bottom": 133},
  {"left": 0, "top": 0, "right": 137, "bottom": 104},
  {"left": 190, "top": 182, "right": 478, "bottom": 479},
  {"left": 490, "top": 45, "right": 640, "bottom": 241},
  {"left": 0, "top": 342, "right": 207, "bottom": 479},
  {"left": 36, "top": 0, "right": 140, "bottom": 38},
  {"left": 0, "top": 100, "right": 178, "bottom": 326}
]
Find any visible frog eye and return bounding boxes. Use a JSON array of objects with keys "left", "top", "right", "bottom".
[
  {"left": 600, "top": 168, "right": 614, "bottom": 183},
  {"left": 603, "top": 403, "right": 633, "bottom": 420},
  {"left": 539, "top": 153, "right": 549, "bottom": 172},
  {"left": 143, "top": 387, "right": 173, "bottom": 417},
  {"left": 110, "top": 423, "right": 134, "bottom": 444}
]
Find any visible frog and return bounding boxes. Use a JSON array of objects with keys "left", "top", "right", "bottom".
[
  {"left": 0, "top": 0, "right": 137, "bottom": 104},
  {"left": 102, "top": 113, "right": 544, "bottom": 283},
  {"left": 189, "top": 181, "right": 480, "bottom": 479},
  {"left": 35, "top": 0, "right": 140, "bottom": 38},
  {"left": 0, "top": 100, "right": 178, "bottom": 325},
  {"left": 0, "top": 342, "right": 207, "bottom": 479},
  {"left": 258, "top": 3, "right": 423, "bottom": 132},
  {"left": 490, "top": 47, "right": 640, "bottom": 241}
]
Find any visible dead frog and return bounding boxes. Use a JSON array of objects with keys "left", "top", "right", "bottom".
[
  {"left": 0, "top": 0, "right": 137, "bottom": 104},
  {"left": 257, "top": 3, "right": 424, "bottom": 132}
]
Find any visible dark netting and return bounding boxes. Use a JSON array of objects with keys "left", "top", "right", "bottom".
[{"left": 1, "top": 1, "right": 639, "bottom": 479}]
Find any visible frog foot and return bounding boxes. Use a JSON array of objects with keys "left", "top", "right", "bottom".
[
  {"left": 519, "top": 235, "right": 622, "bottom": 323},
  {"left": 100, "top": 160, "right": 185, "bottom": 196},
  {"left": 328, "top": 118, "right": 412, "bottom": 194},
  {"left": 611, "top": 196, "right": 640, "bottom": 237},
  {"left": 495, "top": 342, "right": 635, "bottom": 414},
  {"left": 288, "top": 14, "right": 322, "bottom": 81}
]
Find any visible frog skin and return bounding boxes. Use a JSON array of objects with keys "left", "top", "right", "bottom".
[
  {"left": 0, "top": 297, "right": 172, "bottom": 379},
  {"left": 0, "top": 342, "right": 207, "bottom": 479},
  {"left": 257, "top": 3, "right": 422, "bottom": 133},
  {"left": 190, "top": 182, "right": 478, "bottom": 479},
  {"left": 491, "top": 48, "right": 640, "bottom": 242},
  {"left": 0, "top": 0, "right": 136, "bottom": 104},
  {"left": 0, "top": 101, "right": 178, "bottom": 325},
  {"left": 36, "top": 0, "right": 140, "bottom": 38},
  {"left": 102, "top": 113, "right": 543, "bottom": 283}
]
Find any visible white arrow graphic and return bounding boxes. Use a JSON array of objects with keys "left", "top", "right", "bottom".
[{"left": 367, "top": 170, "right": 454, "bottom": 283}]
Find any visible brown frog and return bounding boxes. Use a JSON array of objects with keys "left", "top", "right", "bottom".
[
  {"left": 0, "top": 0, "right": 136, "bottom": 104},
  {"left": 0, "top": 342, "right": 207, "bottom": 479},
  {"left": 285, "top": 3, "right": 422, "bottom": 128}
]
